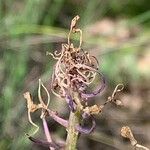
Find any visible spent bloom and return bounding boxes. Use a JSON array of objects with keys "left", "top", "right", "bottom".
[
  {"left": 24, "top": 15, "right": 124, "bottom": 149},
  {"left": 121, "top": 126, "right": 149, "bottom": 150}
]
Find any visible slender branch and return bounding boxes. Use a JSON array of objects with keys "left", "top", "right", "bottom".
[
  {"left": 135, "top": 144, "right": 150, "bottom": 150},
  {"left": 65, "top": 93, "right": 81, "bottom": 150},
  {"left": 42, "top": 117, "right": 55, "bottom": 150},
  {"left": 65, "top": 111, "right": 81, "bottom": 150}
]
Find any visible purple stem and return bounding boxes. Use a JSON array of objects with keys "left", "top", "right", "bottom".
[
  {"left": 47, "top": 109, "right": 95, "bottom": 134},
  {"left": 48, "top": 109, "right": 68, "bottom": 127},
  {"left": 42, "top": 117, "right": 54, "bottom": 150}
]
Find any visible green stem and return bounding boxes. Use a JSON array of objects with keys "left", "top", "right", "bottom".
[{"left": 65, "top": 110, "right": 81, "bottom": 150}]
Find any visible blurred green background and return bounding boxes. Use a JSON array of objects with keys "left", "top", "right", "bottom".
[{"left": 0, "top": 0, "right": 150, "bottom": 150}]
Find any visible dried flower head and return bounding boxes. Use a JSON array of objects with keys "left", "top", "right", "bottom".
[
  {"left": 121, "top": 126, "right": 134, "bottom": 139},
  {"left": 121, "top": 126, "right": 150, "bottom": 150},
  {"left": 23, "top": 15, "right": 126, "bottom": 149},
  {"left": 47, "top": 16, "right": 105, "bottom": 106},
  {"left": 121, "top": 126, "right": 137, "bottom": 146}
]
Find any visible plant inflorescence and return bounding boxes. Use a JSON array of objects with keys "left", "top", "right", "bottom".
[{"left": 23, "top": 15, "right": 149, "bottom": 150}]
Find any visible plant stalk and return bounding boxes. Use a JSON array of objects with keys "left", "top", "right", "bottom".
[
  {"left": 65, "top": 109, "right": 81, "bottom": 150},
  {"left": 42, "top": 117, "right": 54, "bottom": 150}
]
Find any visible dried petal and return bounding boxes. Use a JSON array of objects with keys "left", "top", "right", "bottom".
[
  {"left": 38, "top": 79, "right": 50, "bottom": 108},
  {"left": 23, "top": 92, "right": 41, "bottom": 112},
  {"left": 111, "top": 84, "right": 124, "bottom": 99},
  {"left": 76, "top": 115, "right": 96, "bottom": 134},
  {"left": 121, "top": 126, "right": 137, "bottom": 146},
  {"left": 81, "top": 73, "right": 106, "bottom": 99},
  {"left": 23, "top": 92, "right": 41, "bottom": 135},
  {"left": 113, "top": 99, "right": 123, "bottom": 106},
  {"left": 121, "top": 126, "right": 133, "bottom": 138},
  {"left": 83, "top": 105, "right": 102, "bottom": 115},
  {"left": 65, "top": 95, "right": 76, "bottom": 112}
]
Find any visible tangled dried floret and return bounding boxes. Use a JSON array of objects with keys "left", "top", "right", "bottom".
[{"left": 47, "top": 16, "right": 106, "bottom": 116}]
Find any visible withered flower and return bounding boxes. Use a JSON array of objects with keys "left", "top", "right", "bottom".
[
  {"left": 121, "top": 126, "right": 150, "bottom": 150},
  {"left": 47, "top": 15, "right": 107, "bottom": 133},
  {"left": 48, "top": 15, "right": 106, "bottom": 105},
  {"left": 24, "top": 15, "right": 125, "bottom": 149}
]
